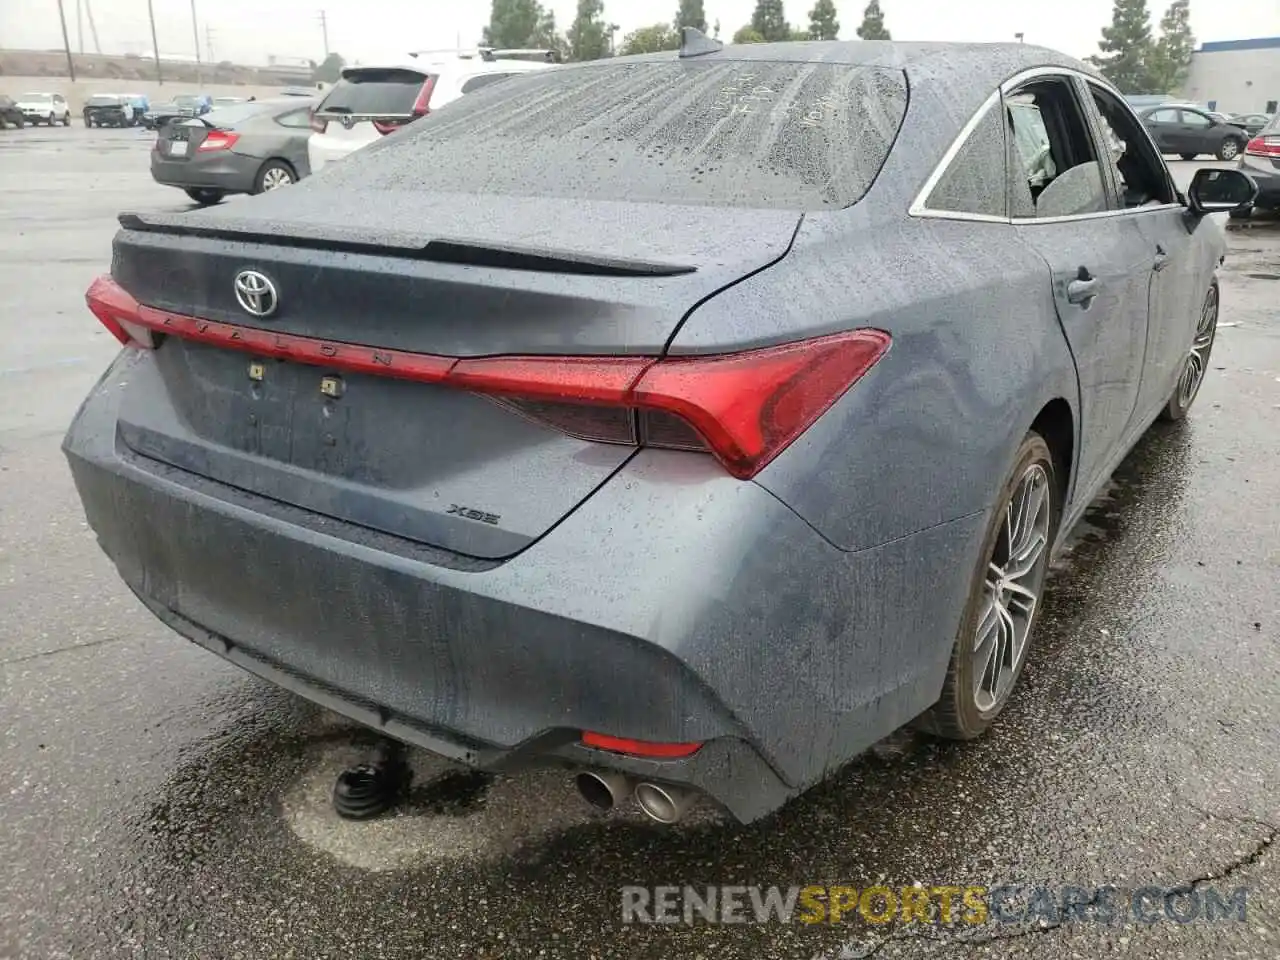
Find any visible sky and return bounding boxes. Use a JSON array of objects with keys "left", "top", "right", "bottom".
[{"left": 3, "top": 1, "right": 1276, "bottom": 67}]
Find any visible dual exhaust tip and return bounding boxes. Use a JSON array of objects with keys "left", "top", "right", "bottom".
[{"left": 574, "top": 770, "right": 698, "bottom": 824}]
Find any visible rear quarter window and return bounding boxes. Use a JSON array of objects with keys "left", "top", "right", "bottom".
[
  {"left": 319, "top": 70, "right": 430, "bottom": 115},
  {"left": 325, "top": 60, "right": 908, "bottom": 211},
  {"left": 1261, "top": 114, "right": 1280, "bottom": 135}
]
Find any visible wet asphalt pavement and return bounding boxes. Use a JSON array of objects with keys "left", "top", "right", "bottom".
[{"left": 1, "top": 126, "right": 1278, "bottom": 960}]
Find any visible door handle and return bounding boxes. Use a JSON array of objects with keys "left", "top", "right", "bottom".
[{"left": 1067, "top": 268, "right": 1100, "bottom": 306}]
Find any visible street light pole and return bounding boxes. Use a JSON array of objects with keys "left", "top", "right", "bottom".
[
  {"left": 147, "top": 0, "right": 164, "bottom": 84},
  {"left": 56, "top": 0, "right": 77, "bottom": 82},
  {"left": 191, "top": 0, "right": 203, "bottom": 84}
]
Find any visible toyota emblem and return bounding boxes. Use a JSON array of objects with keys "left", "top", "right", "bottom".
[{"left": 233, "top": 269, "right": 278, "bottom": 318}]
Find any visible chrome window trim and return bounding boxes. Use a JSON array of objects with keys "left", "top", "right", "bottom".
[
  {"left": 910, "top": 65, "right": 1186, "bottom": 225},
  {"left": 908, "top": 89, "right": 1003, "bottom": 221}
]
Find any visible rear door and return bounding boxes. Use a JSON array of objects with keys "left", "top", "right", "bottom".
[
  {"left": 1144, "top": 107, "right": 1181, "bottom": 153},
  {"left": 1008, "top": 73, "right": 1152, "bottom": 497}
]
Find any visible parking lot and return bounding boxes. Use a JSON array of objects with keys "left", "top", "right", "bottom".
[{"left": 1, "top": 124, "right": 1278, "bottom": 959}]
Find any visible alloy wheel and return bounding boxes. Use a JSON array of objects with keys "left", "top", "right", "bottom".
[
  {"left": 1177, "top": 286, "right": 1218, "bottom": 409},
  {"left": 972, "top": 463, "right": 1052, "bottom": 713},
  {"left": 262, "top": 168, "right": 294, "bottom": 190},
  {"left": 1221, "top": 140, "right": 1240, "bottom": 160}
]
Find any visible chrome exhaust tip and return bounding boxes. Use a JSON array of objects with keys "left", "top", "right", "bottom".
[
  {"left": 574, "top": 770, "right": 632, "bottom": 811},
  {"left": 634, "top": 781, "right": 698, "bottom": 824}
]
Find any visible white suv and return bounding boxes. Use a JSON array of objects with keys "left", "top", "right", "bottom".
[
  {"left": 17, "top": 92, "right": 71, "bottom": 126},
  {"left": 307, "top": 49, "right": 557, "bottom": 173}
]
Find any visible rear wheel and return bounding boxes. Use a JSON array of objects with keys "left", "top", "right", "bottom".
[
  {"left": 917, "top": 433, "right": 1059, "bottom": 740},
  {"left": 1160, "top": 284, "right": 1218, "bottom": 422},
  {"left": 254, "top": 160, "right": 297, "bottom": 194},
  {"left": 1217, "top": 138, "right": 1243, "bottom": 161},
  {"left": 184, "top": 188, "right": 226, "bottom": 206},
  {"left": 63, "top": 112, "right": 71, "bottom": 126},
  {"left": 1180, "top": 152, "right": 1197, "bottom": 161}
]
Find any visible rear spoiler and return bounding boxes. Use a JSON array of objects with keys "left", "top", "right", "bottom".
[{"left": 115, "top": 213, "right": 695, "bottom": 277}]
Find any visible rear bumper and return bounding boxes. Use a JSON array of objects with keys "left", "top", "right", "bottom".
[
  {"left": 307, "top": 132, "right": 376, "bottom": 174},
  {"left": 151, "top": 153, "right": 256, "bottom": 194},
  {"left": 1240, "top": 155, "right": 1280, "bottom": 208},
  {"left": 65, "top": 350, "right": 984, "bottom": 822}
]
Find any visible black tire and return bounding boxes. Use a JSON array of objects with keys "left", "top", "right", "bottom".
[
  {"left": 253, "top": 159, "right": 297, "bottom": 194},
  {"left": 1217, "top": 138, "right": 1243, "bottom": 162},
  {"left": 1160, "top": 284, "right": 1219, "bottom": 422},
  {"left": 1229, "top": 205, "right": 1253, "bottom": 221},
  {"left": 62, "top": 113, "right": 71, "bottom": 126},
  {"left": 15, "top": 116, "right": 24, "bottom": 129},
  {"left": 917, "top": 432, "right": 1060, "bottom": 740},
  {"left": 1180, "top": 153, "right": 1197, "bottom": 161},
  {"left": 184, "top": 188, "right": 226, "bottom": 206}
]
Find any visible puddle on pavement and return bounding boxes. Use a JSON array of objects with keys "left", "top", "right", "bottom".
[{"left": 279, "top": 735, "right": 725, "bottom": 871}]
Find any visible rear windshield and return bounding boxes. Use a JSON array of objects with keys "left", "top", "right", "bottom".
[
  {"left": 334, "top": 60, "right": 908, "bottom": 210},
  {"left": 319, "top": 69, "right": 429, "bottom": 115},
  {"left": 87, "top": 95, "right": 122, "bottom": 106},
  {"left": 1261, "top": 114, "right": 1280, "bottom": 135}
]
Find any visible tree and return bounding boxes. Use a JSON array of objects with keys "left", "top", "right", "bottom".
[
  {"left": 1088, "top": 0, "right": 1156, "bottom": 93},
  {"left": 312, "top": 52, "right": 345, "bottom": 83},
  {"left": 567, "top": 0, "right": 611, "bottom": 60},
  {"left": 484, "top": 0, "right": 545, "bottom": 48},
  {"left": 733, "top": 25, "right": 765, "bottom": 43},
  {"left": 808, "top": 0, "right": 840, "bottom": 40},
  {"left": 750, "top": 0, "right": 791, "bottom": 42},
  {"left": 621, "top": 23, "right": 680, "bottom": 55},
  {"left": 675, "top": 0, "right": 707, "bottom": 33},
  {"left": 1149, "top": 0, "right": 1195, "bottom": 94},
  {"left": 713, "top": 18, "right": 721, "bottom": 39},
  {"left": 856, "top": 1, "right": 891, "bottom": 40}
]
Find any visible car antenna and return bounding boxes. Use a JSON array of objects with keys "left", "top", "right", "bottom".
[{"left": 679, "top": 26, "right": 724, "bottom": 58}]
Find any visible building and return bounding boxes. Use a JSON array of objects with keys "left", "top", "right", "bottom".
[{"left": 1181, "top": 37, "right": 1280, "bottom": 115}]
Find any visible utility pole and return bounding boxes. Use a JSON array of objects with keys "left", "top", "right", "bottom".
[
  {"left": 56, "top": 0, "right": 77, "bottom": 82},
  {"left": 205, "top": 24, "right": 216, "bottom": 64},
  {"left": 318, "top": 10, "right": 330, "bottom": 57},
  {"left": 190, "top": 0, "right": 203, "bottom": 84},
  {"left": 75, "top": 0, "right": 83, "bottom": 54},
  {"left": 147, "top": 0, "right": 164, "bottom": 84},
  {"left": 84, "top": 0, "right": 102, "bottom": 54}
]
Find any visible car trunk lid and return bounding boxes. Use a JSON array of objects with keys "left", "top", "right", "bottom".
[{"left": 106, "top": 191, "right": 801, "bottom": 559}]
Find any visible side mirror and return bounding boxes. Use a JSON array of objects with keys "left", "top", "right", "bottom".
[{"left": 1186, "top": 168, "right": 1259, "bottom": 217}]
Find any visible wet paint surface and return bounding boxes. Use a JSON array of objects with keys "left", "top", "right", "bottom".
[{"left": 1, "top": 129, "right": 1277, "bottom": 959}]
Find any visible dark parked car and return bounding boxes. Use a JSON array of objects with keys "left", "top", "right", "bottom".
[
  {"left": 151, "top": 98, "right": 315, "bottom": 205},
  {"left": 0, "top": 94, "right": 25, "bottom": 128},
  {"left": 83, "top": 94, "right": 134, "bottom": 127},
  {"left": 1140, "top": 104, "right": 1250, "bottom": 160},
  {"left": 1235, "top": 112, "right": 1280, "bottom": 219},
  {"left": 142, "top": 101, "right": 185, "bottom": 130},
  {"left": 1230, "top": 113, "right": 1273, "bottom": 137},
  {"left": 65, "top": 37, "right": 1256, "bottom": 824}
]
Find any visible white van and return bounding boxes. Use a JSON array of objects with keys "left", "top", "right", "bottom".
[{"left": 307, "top": 49, "right": 558, "bottom": 173}]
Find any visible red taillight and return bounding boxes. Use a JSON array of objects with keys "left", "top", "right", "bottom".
[
  {"left": 372, "top": 119, "right": 404, "bottom": 136},
  {"left": 85, "top": 275, "right": 155, "bottom": 348},
  {"left": 309, "top": 109, "right": 327, "bottom": 134},
  {"left": 411, "top": 75, "right": 437, "bottom": 117},
  {"left": 581, "top": 732, "right": 703, "bottom": 759},
  {"left": 197, "top": 130, "right": 239, "bottom": 152},
  {"left": 84, "top": 276, "right": 890, "bottom": 480},
  {"left": 630, "top": 332, "right": 890, "bottom": 478},
  {"left": 1245, "top": 136, "right": 1280, "bottom": 158}
]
